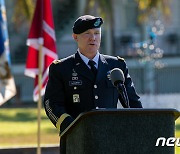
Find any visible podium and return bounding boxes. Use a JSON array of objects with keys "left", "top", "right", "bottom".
[{"left": 60, "top": 109, "right": 180, "bottom": 154}]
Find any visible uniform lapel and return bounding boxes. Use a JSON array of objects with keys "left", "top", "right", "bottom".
[
  {"left": 74, "top": 52, "right": 95, "bottom": 82},
  {"left": 96, "top": 54, "right": 110, "bottom": 83}
]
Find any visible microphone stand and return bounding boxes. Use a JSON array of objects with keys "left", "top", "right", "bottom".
[{"left": 116, "top": 83, "right": 130, "bottom": 108}]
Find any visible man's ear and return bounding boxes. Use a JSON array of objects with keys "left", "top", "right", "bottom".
[{"left": 72, "top": 33, "right": 78, "bottom": 42}]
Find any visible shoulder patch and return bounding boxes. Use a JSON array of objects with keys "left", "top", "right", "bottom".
[
  {"left": 117, "top": 56, "right": 124, "bottom": 61},
  {"left": 53, "top": 60, "right": 61, "bottom": 64}
]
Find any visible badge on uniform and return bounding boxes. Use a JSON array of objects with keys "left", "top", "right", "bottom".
[
  {"left": 69, "top": 80, "right": 82, "bottom": 86},
  {"left": 72, "top": 72, "right": 78, "bottom": 77},
  {"left": 70, "top": 69, "right": 82, "bottom": 85},
  {"left": 73, "top": 94, "right": 80, "bottom": 103},
  {"left": 72, "top": 69, "right": 78, "bottom": 80},
  {"left": 72, "top": 77, "right": 78, "bottom": 80}
]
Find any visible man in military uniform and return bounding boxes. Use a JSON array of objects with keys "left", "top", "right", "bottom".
[{"left": 44, "top": 15, "right": 142, "bottom": 135}]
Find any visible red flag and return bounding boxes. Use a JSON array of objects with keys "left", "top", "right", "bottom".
[{"left": 25, "top": 0, "right": 58, "bottom": 101}]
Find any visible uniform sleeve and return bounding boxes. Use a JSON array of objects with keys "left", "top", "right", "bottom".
[
  {"left": 118, "top": 58, "right": 143, "bottom": 108},
  {"left": 43, "top": 63, "right": 74, "bottom": 134}
]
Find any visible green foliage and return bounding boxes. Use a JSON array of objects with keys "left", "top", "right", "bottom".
[
  {"left": 84, "top": 0, "right": 113, "bottom": 20},
  {"left": 135, "top": 0, "right": 171, "bottom": 23},
  {"left": 175, "top": 118, "right": 180, "bottom": 153},
  {"left": 84, "top": 0, "right": 171, "bottom": 24},
  {"left": 12, "top": 0, "right": 35, "bottom": 27}
]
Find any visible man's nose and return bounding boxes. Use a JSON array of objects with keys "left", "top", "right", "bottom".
[{"left": 89, "top": 34, "right": 96, "bottom": 40}]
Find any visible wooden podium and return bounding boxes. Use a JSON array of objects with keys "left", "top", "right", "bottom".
[{"left": 60, "top": 109, "right": 180, "bottom": 154}]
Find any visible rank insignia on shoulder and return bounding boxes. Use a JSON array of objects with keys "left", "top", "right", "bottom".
[
  {"left": 117, "top": 56, "right": 124, "bottom": 61},
  {"left": 53, "top": 60, "right": 61, "bottom": 64}
]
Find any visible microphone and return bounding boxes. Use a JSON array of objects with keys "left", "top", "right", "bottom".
[{"left": 110, "top": 68, "right": 130, "bottom": 108}]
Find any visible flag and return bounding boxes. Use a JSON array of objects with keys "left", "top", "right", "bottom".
[
  {"left": 0, "top": 0, "right": 16, "bottom": 106},
  {"left": 25, "top": 0, "right": 58, "bottom": 101}
]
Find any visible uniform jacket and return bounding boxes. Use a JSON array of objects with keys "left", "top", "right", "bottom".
[{"left": 44, "top": 52, "right": 142, "bottom": 132}]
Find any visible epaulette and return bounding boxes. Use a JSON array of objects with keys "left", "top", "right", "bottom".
[
  {"left": 53, "top": 59, "right": 61, "bottom": 64},
  {"left": 117, "top": 56, "right": 125, "bottom": 61}
]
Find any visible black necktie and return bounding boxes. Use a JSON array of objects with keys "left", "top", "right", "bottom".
[{"left": 88, "top": 60, "right": 97, "bottom": 77}]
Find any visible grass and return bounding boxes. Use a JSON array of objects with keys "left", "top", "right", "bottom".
[
  {"left": 0, "top": 108, "right": 59, "bottom": 147},
  {"left": 175, "top": 118, "right": 180, "bottom": 154},
  {"left": 0, "top": 108, "right": 180, "bottom": 153}
]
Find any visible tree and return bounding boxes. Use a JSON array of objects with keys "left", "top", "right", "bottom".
[
  {"left": 12, "top": 0, "right": 35, "bottom": 28},
  {"left": 135, "top": 0, "right": 171, "bottom": 23},
  {"left": 84, "top": 0, "right": 114, "bottom": 55}
]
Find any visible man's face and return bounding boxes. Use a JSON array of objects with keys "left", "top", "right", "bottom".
[{"left": 73, "top": 28, "right": 101, "bottom": 57}]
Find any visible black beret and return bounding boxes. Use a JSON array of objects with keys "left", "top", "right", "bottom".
[{"left": 72, "top": 15, "right": 103, "bottom": 34}]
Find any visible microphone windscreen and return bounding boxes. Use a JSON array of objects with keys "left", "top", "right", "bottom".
[{"left": 110, "top": 68, "right": 125, "bottom": 86}]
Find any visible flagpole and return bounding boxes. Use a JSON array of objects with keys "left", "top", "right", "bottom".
[
  {"left": 37, "top": 38, "right": 43, "bottom": 154},
  {"left": 25, "top": 0, "right": 57, "bottom": 152}
]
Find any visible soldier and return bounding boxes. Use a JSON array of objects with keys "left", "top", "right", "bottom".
[{"left": 44, "top": 15, "right": 142, "bottom": 136}]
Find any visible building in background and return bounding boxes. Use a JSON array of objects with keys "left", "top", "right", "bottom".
[{"left": 4, "top": 0, "right": 180, "bottom": 108}]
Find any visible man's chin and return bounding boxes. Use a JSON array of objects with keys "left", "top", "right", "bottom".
[
  {"left": 88, "top": 49, "right": 98, "bottom": 54},
  {"left": 88, "top": 46, "right": 99, "bottom": 52}
]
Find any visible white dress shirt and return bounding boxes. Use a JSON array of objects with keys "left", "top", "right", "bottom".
[{"left": 78, "top": 49, "right": 99, "bottom": 69}]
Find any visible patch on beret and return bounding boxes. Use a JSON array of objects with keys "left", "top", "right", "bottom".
[{"left": 72, "top": 15, "right": 103, "bottom": 34}]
